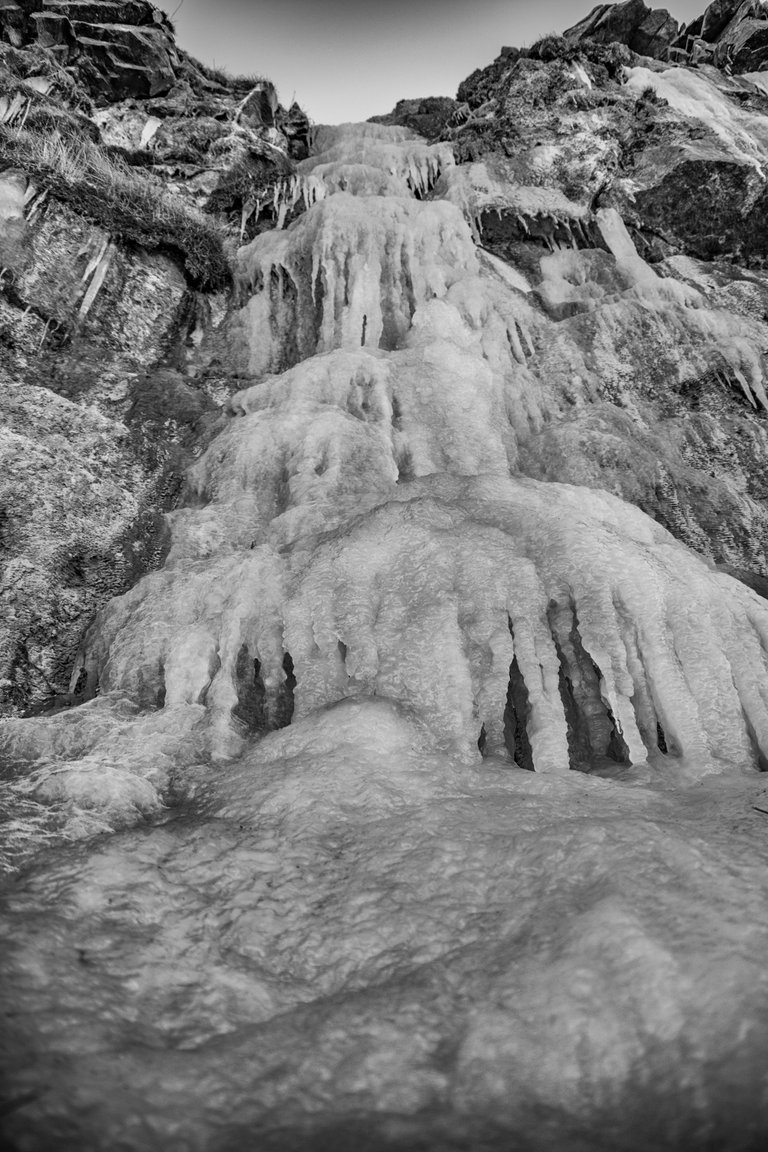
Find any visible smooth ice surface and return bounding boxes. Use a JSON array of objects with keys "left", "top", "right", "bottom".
[{"left": 4, "top": 118, "right": 768, "bottom": 1151}]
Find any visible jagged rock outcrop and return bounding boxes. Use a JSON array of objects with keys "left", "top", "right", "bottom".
[
  {"left": 564, "top": 0, "right": 679, "bottom": 57},
  {"left": 566, "top": 0, "right": 768, "bottom": 72},
  {"left": 2, "top": 0, "right": 178, "bottom": 100},
  {"left": 369, "top": 95, "right": 459, "bottom": 139},
  {"left": 669, "top": 0, "right": 768, "bottom": 70}
]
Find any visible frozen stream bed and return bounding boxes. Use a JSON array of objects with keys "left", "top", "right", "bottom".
[{"left": 2, "top": 699, "right": 768, "bottom": 1151}]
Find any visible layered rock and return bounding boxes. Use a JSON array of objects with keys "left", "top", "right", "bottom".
[
  {"left": 2, "top": 0, "right": 178, "bottom": 100},
  {"left": 565, "top": 0, "right": 768, "bottom": 71},
  {"left": 669, "top": 0, "right": 768, "bottom": 70}
]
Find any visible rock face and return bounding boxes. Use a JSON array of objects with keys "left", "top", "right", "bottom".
[
  {"left": 0, "top": 2, "right": 308, "bottom": 714},
  {"left": 3, "top": 114, "right": 768, "bottom": 1152},
  {"left": 3, "top": 0, "right": 178, "bottom": 100},
  {"left": 564, "top": 0, "right": 679, "bottom": 56},
  {"left": 566, "top": 0, "right": 768, "bottom": 71},
  {"left": 369, "top": 94, "right": 459, "bottom": 138},
  {"left": 669, "top": 0, "right": 768, "bottom": 69}
]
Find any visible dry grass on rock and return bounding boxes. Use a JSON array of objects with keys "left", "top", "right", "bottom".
[{"left": 0, "top": 125, "right": 230, "bottom": 290}]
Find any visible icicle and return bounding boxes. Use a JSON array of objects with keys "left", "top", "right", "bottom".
[
  {"left": 139, "top": 116, "right": 162, "bottom": 148},
  {"left": 81, "top": 236, "right": 110, "bottom": 284},
  {"left": 78, "top": 242, "right": 114, "bottom": 320},
  {"left": 17, "top": 96, "right": 30, "bottom": 133},
  {"left": 732, "top": 367, "right": 757, "bottom": 408},
  {"left": 24, "top": 188, "right": 48, "bottom": 222},
  {"left": 240, "top": 199, "right": 255, "bottom": 241}
]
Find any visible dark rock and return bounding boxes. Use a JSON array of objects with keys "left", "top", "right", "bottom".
[
  {"left": 75, "top": 36, "right": 175, "bottom": 100},
  {"left": 13, "top": 2, "right": 179, "bottom": 100},
  {"left": 31, "top": 11, "right": 77, "bottom": 51},
  {"left": 369, "top": 95, "right": 458, "bottom": 139},
  {"left": 279, "top": 100, "right": 311, "bottom": 160},
  {"left": 717, "top": 14, "right": 768, "bottom": 71},
  {"left": 630, "top": 148, "right": 768, "bottom": 266},
  {"left": 563, "top": 0, "right": 679, "bottom": 57},
  {"left": 43, "top": 1, "right": 163, "bottom": 27},
  {"left": 700, "top": 0, "right": 744, "bottom": 41},
  {"left": 633, "top": 8, "right": 679, "bottom": 55},
  {"left": 668, "top": 0, "right": 768, "bottom": 70},
  {"left": 0, "top": 1, "right": 29, "bottom": 46},
  {"left": 237, "top": 80, "right": 278, "bottom": 128}
]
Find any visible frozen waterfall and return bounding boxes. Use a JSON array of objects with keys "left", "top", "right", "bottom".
[
  {"left": 4, "top": 118, "right": 768, "bottom": 1152},
  {"left": 4, "top": 120, "right": 768, "bottom": 822}
]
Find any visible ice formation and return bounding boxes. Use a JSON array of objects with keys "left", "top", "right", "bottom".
[
  {"left": 623, "top": 65, "right": 768, "bottom": 170},
  {"left": 6, "top": 107, "right": 768, "bottom": 1152},
  {"left": 3, "top": 118, "right": 768, "bottom": 807}
]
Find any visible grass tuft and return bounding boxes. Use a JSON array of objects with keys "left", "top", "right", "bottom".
[
  {"left": 185, "top": 55, "right": 271, "bottom": 94},
  {"left": 0, "top": 127, "right": 231, "bottom": 290}
]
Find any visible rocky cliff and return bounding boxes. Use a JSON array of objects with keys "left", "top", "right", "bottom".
[
  {"left": 3, "top": 4, "right": 768, "bottom": 1151},
  {"left": 0, "top": 0, "right": 309, "bottom": 716}
]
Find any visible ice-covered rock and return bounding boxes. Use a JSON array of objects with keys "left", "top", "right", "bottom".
[{"left": 6, "top": 34, "right": 768, "bottom": 1152}]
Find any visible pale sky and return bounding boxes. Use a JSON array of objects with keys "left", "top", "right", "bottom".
[{"left": 155, "top": 1, "right": 707, "bottom": 124}]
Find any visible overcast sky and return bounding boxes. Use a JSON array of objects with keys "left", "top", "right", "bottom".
[{"left": 155, "top": 1, "right": 707, "bottom": 124}]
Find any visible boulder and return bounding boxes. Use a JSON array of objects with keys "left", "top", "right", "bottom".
[
  {"left": 668, "top": 1, "right": 768, "bottom": 70},
  {"left": 700, "top": 0, "right": 745, "bottom": 41},
  {"left": 563, "top": 0, "right": 679, "bottom": 57},
  {"left": 715, "top": 10, "right": 768, "bottom": 71},
  {"left": 369, "top": 96, "right": 459, "bottom": 139},
  {"left": 237, "top": 80, "right": 279, "bottom": 128},
  {"left": 279, "top": 100, "right": 311, "bottom": 160}
]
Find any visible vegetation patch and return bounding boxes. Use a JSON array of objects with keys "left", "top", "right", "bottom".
[
  {"left": 185, "top": 55, "right": 271, "bottom": 94},
  {"left": 0, "top": 127, "right": 230, "bottom": 290}
]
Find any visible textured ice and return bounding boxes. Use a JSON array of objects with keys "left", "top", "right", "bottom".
[
  {"left": 3, "top": 700, "right": 768, "bottom": 1148},
  {"left": 4, "top": 117, "right": 768, "bottom": 1151},
  {"left": 438, "top": 161, "right": 590, "bottom": 241},
  {"left": 623, "top": 65, "right": 768, "bottom": 170},
  {"left": 50, "top": 475, "right": 768, "bottom": 776},
  {"left": 233, "top": 192, "right": 479, "bottom": 375}
]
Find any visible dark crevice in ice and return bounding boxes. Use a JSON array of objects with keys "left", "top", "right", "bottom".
[
  {"left": 504, "top": 623, "right": 535, "bottom": 771},
  {"left": 548, "top": 599, "right": 631, "bottom": 770},
  {"left": 272, "top": 652, "right": 297, "bottom": 730},
  {"left": 232, "top": 646, "right": 268, "bottom": 733},
  {"left": 231, "top": 648, "right": 296, "bottom": 733}
]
